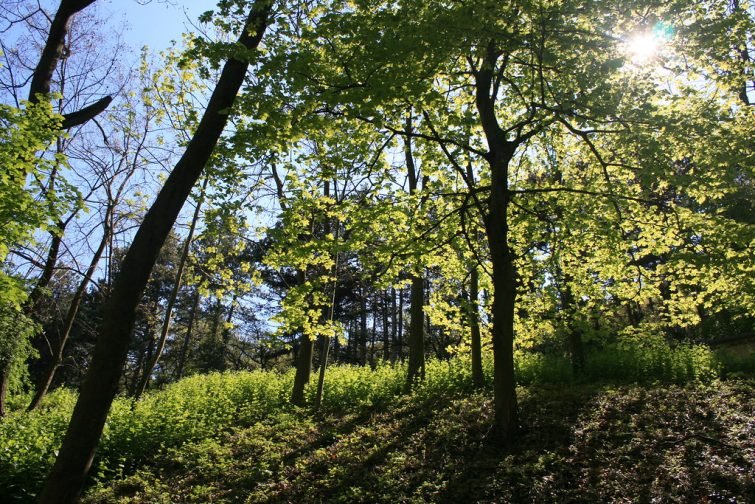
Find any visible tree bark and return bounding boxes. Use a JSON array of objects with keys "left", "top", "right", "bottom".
[
  {"left": 0, "top": 364, "right": 8, "bottom": 417},
  {"left": 406, "top": 275, "right": 425, "bottom": 388},
  {"left": 390, "top": 287, "right": 398, "bottom": 362},
  {"left": 290, "top": 270, "right": 312, "bottom": 406},
  {"left": 291, "top": 336, "right": 314, "bottom": 406},
  {"left": 382, "top": 289, "right": 390, "bottom": 360},
  {"left": 37, "top": 4, "right": 272, "bottom": 501},
  {"left": 28, "top": 0, "right": 112, "bottom": 128},
  {"left": 404, "top": 112, "right": 426, "bottom": 388},
  {"left": 397, "top": 287, "right": 404, "bottom": 361},
  {"left": 174, "top": 288, "right": 200, "bottom": 380},
  {"left": 474, "top": 45, "right": 518, "bottom": 442},
  {"left": 27, "top": 216, "right": 111, "bottom": 411},
  {"left": 314, "top": 335, "right": 330, "bottom": 410},
  {"left": 359, "top": 289, "right": 368, "bottom": 365},
  {"left": 467, "top": 265, "right": 484, "bottom": 388},
  {"left": 25, "top": 222, "right": 64, "bottom": 316}
]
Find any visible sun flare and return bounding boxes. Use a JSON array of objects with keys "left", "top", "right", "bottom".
[
  {"left": 628, "top": 32, "right": 660, "bottom": 64},
  {"left": 625, "top": 23, "right": 673, "bottom": 66}
]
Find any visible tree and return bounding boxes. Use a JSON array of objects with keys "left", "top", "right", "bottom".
[
  {"left": 39, "top": 1, "right": 273, "bottom": 500},
  {"left": 276, "top": 0, "right": 754, "bottom": 441}
]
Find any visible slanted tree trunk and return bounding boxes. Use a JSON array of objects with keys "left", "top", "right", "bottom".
[
  {"left": 27, "top": 216, "right": 111, "bottom": 411},
  {"left": 38, "top": 4, "right": 272, "bottom": 501},
  {"left": 314, "top": 180, "right": 337, "bottom": 410},
  {"left": 28, "top": 0, "right": 112, "bottom": 128}
]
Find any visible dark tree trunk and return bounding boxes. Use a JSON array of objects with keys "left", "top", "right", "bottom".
[
  {"left": 397, "top": 287, "right": 404, "bottom": 361},
  {"left": 291, "top": 270, "right": 312, "bottom": 406},
  {"left": 474, "top": 46, "right": 518, "bottom": 442},
  {"left": 38, "top": 4, "right": 271, "bottom": 501},
  {"left": 406, "top": 275, "right": 425, "bottom": 387},
  {"left": 174, "top": 288, "right": 200, "bottom": 380},
  {"left": 0, "top": 364, "right": 8, "bottom": 417},
  {"left": 25, "top": 225, "right": 63, "bottom": 316},
  {"left": 382, "top": 289, "right": 390, "bottom": 361},
  {"left": 404, "top": 112, "right": 426, "bottom": 387},
  {"left": 390, "top": 287, "right": 398, "bottom": 362},
  {"left": 467, "top": 265, "right": 484, "bottom": 388},
  {"left": 28, "top": 0, "right": 111, "bottom": 128},
  {"left": 28, "top": 217, "right": 111, "bottom": 411},
  {"left": 359, "top": 290, "right": 368, "bottom": 365},
  {"left": 291, "top": 335, "right": 314, "bottom": 406}
]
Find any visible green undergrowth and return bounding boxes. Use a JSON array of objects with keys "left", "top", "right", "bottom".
[
  {"left": 0, "top": 343, "right": 753, "bottom": 501},
  {"left": 516, "top": 339, "right": 753, "bottom": 385},
  {"left": 83, "top": 380, "right": 754, "bottom": 503}
]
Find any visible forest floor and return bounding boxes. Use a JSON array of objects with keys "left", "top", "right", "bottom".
[{"left": 84, "top": 380, "right": 755, "bottom": 503}]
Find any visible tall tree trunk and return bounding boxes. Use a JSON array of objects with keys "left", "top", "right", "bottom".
[
  {"left": 467, "top": 265, "right": 484, "bottom": 388},
  {"left": 133, "top": 177, "right": 207, "bottom": 400},
  {"left": 291, "top": 270, "right": 312, "bottom": 406},
  {"left": 382, "top": 289, "right": 390, "bottom": 361},
  {"left": 359, "top": 289, "right": 368, "bottom": 365},
  {"left": 38, "top": 4, "right": 272, "bottom": 501},
  {"left": 390, "top": 287, "right": 398, "bottom": 362},
  {"left": 404, "top": 112, "right": 426, "bottom": 386},
  {"left": 314, "top": 179, "right": 337, "bottom": 410},
  {"left": 314, "top": 334, "right": 330, "bottom": 410},
  {"left": 174, "top": 288, "right": 200, "bottom": 380},
  {"left": 220, "top": 294, "right": 237, "bottom": 370},
  {"left": 474, "top": 45, "right": 518, "bottom": 442},
  {"left": 369, "top": 307, "right": 377, "bottom": 367},
  {"left": 291, "top": 335, "right": 314, "bottom": 406},
  {"left": 0, "top": 364, "right": 8, "bottom": 417},
  {"left": 27, "top": 217, "right": 111, "bottom": 411},
  {"left": 397, "top": 287, "right": 404, "bottom": 361},
  {"left": 406, "top": 275, "right": 425, "bottom": 388},
  {"left": 25, "top": 223, "right": 64, "bottom": 316}
]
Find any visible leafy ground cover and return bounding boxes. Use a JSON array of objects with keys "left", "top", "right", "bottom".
[
  {"left": 83, "top": 380, "right": 754, "bottom": 503},
  {"left": 1, "top": 344, "right": 753, "bottom": 502}
]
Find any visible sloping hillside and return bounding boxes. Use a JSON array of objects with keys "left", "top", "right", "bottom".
[{"left": 83, "top": 381, "right": 754, "bottom": 503}]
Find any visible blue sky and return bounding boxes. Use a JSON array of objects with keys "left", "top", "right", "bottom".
[{"left": 102, "top": 0, "right": 208, "bottom": 53}]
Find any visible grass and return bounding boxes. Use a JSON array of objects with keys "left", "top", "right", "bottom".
[{"left": 0, "top": 342, "right": 753, "bottom": 502}]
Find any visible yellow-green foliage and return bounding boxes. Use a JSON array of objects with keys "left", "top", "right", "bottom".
[
  {"left": 305, "top": 361, "right": 406, "bottom": 413},
  {"left": 1, "top": 347, "right": 750, "bottom": 500},
  {"left": 0, "top": 371, "right": 291, "bottom": 500}
]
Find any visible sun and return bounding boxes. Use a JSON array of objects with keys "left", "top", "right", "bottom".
[
  {"left": 624, "top": 23, "right": 673, "bottom": 66},
  {"left": 628, "top": 32, "right": 660, "bottom": 64}
]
